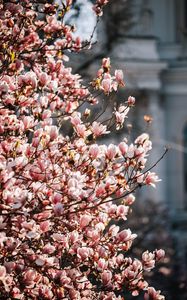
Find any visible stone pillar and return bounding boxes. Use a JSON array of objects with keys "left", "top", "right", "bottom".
[
  {"left": 162, "top": 66, "right": 187, "bottom": 213},
  {"left": 144, "top": 90, "right": 166, "bottom": 202}
]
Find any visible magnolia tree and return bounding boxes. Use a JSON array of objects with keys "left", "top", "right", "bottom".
[{"left": 0, "top": 1, "right": 166, "bottom": 299}]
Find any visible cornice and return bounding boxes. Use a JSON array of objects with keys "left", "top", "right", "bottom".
[{"left": 162, "top": 66, "right": 187, "bottom": 95}]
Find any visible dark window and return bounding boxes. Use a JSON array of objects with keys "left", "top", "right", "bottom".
[
  {"left": 185, "top": 0, "right": 187, "bottom": 29},
  {"left": 183, "top": 124, "right": 187, "bottom": 194}
]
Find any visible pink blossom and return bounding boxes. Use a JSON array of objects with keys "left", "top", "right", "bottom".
[
  {"left": 39, "top": 286, "right": 54, "bottom": 299},
  {"left": 96, "top": 184, "right": 106, "bottom": 197},
  {"left": 80, "top": 214, "right": 92, "bottom": 229},
  {"left": 66, "top": 0, "right": 73, "bottom": 6},
  {"left": 46, "top": 125, "right": 58, "bottom": 140},
  {"left": 116, "top": 254, "right": 124, "bottom": 265},
  {"left": 0, "top": 266, "right": 6, "bottom": 281},
  {"left": 142, "top": 251, "right": 155, "bottom": 271},
  {"left": 0, "top": 3, "right": 165, "bottom": 299},
  {"left": 106, "top": 144, "right": 118, "bottom": 160},
  {"left": 42, "top": 109, "right": 51, "bottom": 119},
  {"left": 119, "top": 141, "right": 128, "bottom": 155},
  {"left": 144, "top": 287, "right": 165, "bottom": 300},
  {"left": 38, "top": 72, "right": 49, "bottom": 86},
  {"left": 69, "top": 231, "right": 79, "bottom": 244},
  {"left": 108, "top": 225, "right": 120, "bottom": 236},
  {"left": 115, "top": 69, "right": 124, "bottom": 85},
  {"left": 75, "top": 124, "right": 87, "bottom": 138},
  {"left": 127, "top": 96, "right": 136, "bottom": 106},
  {"left": 116, "top": 205, "right": 129, "bottom": 219},
  {"left": 22, "top": 116, "right": 34, "bottom": 130},
  {"left": 116, "top": 229, "right": 137, "bottom": 243},
  {"left": 145, "top": 172, "right": 161, "bottom": 188},
  {"left": 53, "top": 203, "right": 64, "bottom": 216},
  {"left": 97, "top": 258, "right": 108, "bottom": 271},
  {"left": 77, "top": 247, "right": 90, "bottom": 260},
  {"left": 155, "top": 249, "right": 165, "bottom": 261},
  {"left": 89, "top": 144, "right": 100, "bottom": 159},
  {"left": 0, "top": 82, "right": 8, "bottom": 94},
  {"left": 127, "top": 144, "right": 135, "bottom": 158},
  {"left": 124, "top": 194, "right": 135, "bottom": 205},
  {"left": 101, "top": 78, "right": 112, "bottom": 94},
  {"left": 71, "top": 114, "right": 82, "bottom": 127},
  {"left": 91, "top": 121, "right": 109, "bottom": 137},
  {"left": 135, "top": 133, "right": 149, "bottom": 144},
  {"left": 43, "top": 243, "right": 56, "bottom": 254},
  {"left": 23, "top": 269, "right": 40, "bottom": 287},
  {"left": 102, "top": 57, "right": 110, "bottom": 69},
  {"left": 101, "top": 270, "right": 112, "bottom": 286}
]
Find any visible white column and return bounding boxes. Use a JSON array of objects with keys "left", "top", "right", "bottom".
[{"left": 140, "top": 90, "right": 167, "bottom": 203}]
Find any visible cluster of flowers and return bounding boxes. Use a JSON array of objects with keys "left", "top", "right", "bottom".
[
  {"left": 93, "top": 0, "right": 109, "bottom": 16},
  {"left": 92, "top": 57, "right": 125, "bottom": 95},
  {"left": 0, "top": 1, "right": 165, "bottom": 299}
]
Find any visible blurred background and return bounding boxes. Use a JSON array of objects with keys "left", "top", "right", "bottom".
[{"left": 63, "top": 0, "right": 187, "bottom": 298}]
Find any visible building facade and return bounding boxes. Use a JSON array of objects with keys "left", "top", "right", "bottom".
[
  {"left": 105, "top": 0, "right": 187, "bottom": 291},
  {"left": 68, "top": 0, "right": 187, "bottom": 296},
  {"left": 103, "top": 0, "right": 187, "bottom": 293}
]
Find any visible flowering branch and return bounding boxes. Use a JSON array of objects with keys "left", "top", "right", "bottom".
[{"left": 0, "top": 1, "right": 166, "bottom": 299}]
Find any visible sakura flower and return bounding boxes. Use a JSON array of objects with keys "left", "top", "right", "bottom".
[
  {"left": 0, "top": 266, "right": 6, "bottom": 281},
  {"left": 53, "top": 203, "right": 64, "bottom": 216},
  {"left": 124, "top": 194, "right": 135, "bottom": 205},
  {"left": 115, "top": 106, "right": 129, "bottom": 129},
  {"left": 124, "top": 145, "right": 133, "bottom": 159},
  {"left": 38, "top": 72, "right": 50, "bottom": 87},
  {"left": 115, "top": 69, "right": 124, "bottom": 85},
  {"left": 145, "top": 172, "right": 161, "bottom": 188},
  {"left": 116, "top": 229, "right": 137, "bottom": 243},
  {"left": 142, "top": 251, "right": 155, "bottom": 271},
  {"left": 106, "top": 144, "right": 118, "bottom": 160},
  {"left": 119, "top": 141, "right": 128, "bottom": 155},
  {"left": 71, "top": 113, "right": 82, "bottom": 127},
  {"left": 23, "top": 269, "right": 40, "bottom": 288},
  {"left": 43, "top": 244, "right": 56, "bottom": 254},
  {"left": 22, "top": 116, "right": 35, "bottom": 130},
  {"left": 91, "top": 121, "right": 109, "bottom": 137},
  {"left": 116, "top": 205, "right": 129, "bottom": 220},
  {"left": 108, "top": 225, "right": 120, "bottom": 236},
  {"left": 155, "top": 249, "right": 165, "bottom": 261},
  {"left": 127, "top": 96, "right": 136, "bottom": 106},
  {"left": 89, "top": 144, "right": 100, "bottom": 159},
  {"left": 135, "top": 133, "right": 150, "bottom": 144},
  {"left": 102, "top": 57, "right": 111, "bottom": 70},
  {"left": 0, "top": 82, "right": 8, "bottom": 95},
  {"left": 97, "top": 258, "right": 108, "bottom": 271},
  {"left": 101, "top": 270, "right": 112, "bottom": 286},
  {"left": 45, "top": 125, "right": 58, "bottom": 140},
  {"left": 96, "top": 184, "right": 106, "bottom": 197},
  {"left": 80, "top": 214, "right": 92, "bottom": 229},
  {"left": 39, "top": 286, "right": 54, "bottom": 299},
  {"left": 101, "top": 78, "right": 112, "bottom": 94},
  {"left": 144, "top": 287, "right": 165, "bottom": 300},
  {"left": 75, "top": 124, "right": 88, "bottom": 138},
  {"left": 0, "top": 2, "right": 165, "bottom": 299},
  {"left": 77, "top": 247, "right": 90, "bottom": 260}
]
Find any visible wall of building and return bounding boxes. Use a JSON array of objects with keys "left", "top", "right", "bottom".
[{"left": 68, "top": 1, "right": 187, "bottom": 296}]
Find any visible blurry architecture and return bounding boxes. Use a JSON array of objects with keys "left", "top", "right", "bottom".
[
  {"left": 105, "top": 1, "right": 187, "bottom": 293},
  {"left": 66, "top": 0, "right": 187, "bottom": 296}
]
